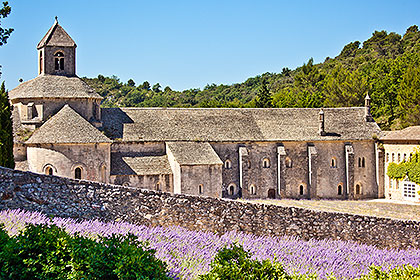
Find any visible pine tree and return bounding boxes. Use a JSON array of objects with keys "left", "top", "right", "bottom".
[
  {"left": 0, "top": 82, "right": 14, "bottom": 168},
  {"left": 255, "top": 81, "right": 273, "bottom": 108}
]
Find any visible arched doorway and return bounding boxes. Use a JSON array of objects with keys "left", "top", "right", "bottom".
[{"left": 268, "top": 189, "right": 276, "bottom": 199}]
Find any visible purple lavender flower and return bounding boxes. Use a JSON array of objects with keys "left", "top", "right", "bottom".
[{"left": 1, "top": 209, "right": 419, "bottom": 280}]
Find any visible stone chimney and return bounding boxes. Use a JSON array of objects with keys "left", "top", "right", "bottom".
[
  {"left": 365, "top": 94, "right": 373, "bottom": 122},
  {"left": 319, "top": 108, "right": 326, "bottom": 136}
]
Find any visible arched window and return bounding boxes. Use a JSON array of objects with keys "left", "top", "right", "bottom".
[
  {"left": 45, "top": 166, "right": 53, "bottom": 176},
  {"left": 262, "top": 158, "right": 270, "bottom": 168},
  {"left": 338, "top": 184, "right": 342, "bottom": 195},
  {"left": 355, "top": 184, "right": 361, "bottom": 195},
  {"left": 299, "top": 185, "right": 304, "bottom": 196},
  {"left": 397, "top": 153, "right": 401, "bottom": 162},
  {"left": 386, "top": 153, "right": 389, "bottom": 162},
  {"left": 285, "top": 157, "right": 292, "bottom": 168},
  {"left": 54, "top": 51, "right": 64, "bottom": 71},
  {"left": 228, "top": 183, "right": 236, "bottom": 196},
  {"left": 156, "top": 182, "right": 161, "bottom": 191},
  {"left": 331, "top": 157, "right": 337, "bottom": 168},
  {"left": 198, "top": 184, "right": 204, "bottom": 195},
  {"left": 404, "top": 153, "right": 407, "bottom": 161},
  {"left": 75, "top": 167, "right": 82, "bottom": 179},
  {"left": 224, "top": 159, "right": 232, "bottom": 169},
  {"left": 392, "top": 153, "right": 395, "bottom": 162},
  {"left": 249, "top": 184, "right": 256, "bottom": 195}
]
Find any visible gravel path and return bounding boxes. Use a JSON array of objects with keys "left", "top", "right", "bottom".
[{"left": 245, "top": 199, "right": 420, "bottom": 221}]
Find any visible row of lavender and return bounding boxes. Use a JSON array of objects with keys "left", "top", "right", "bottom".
[{"left": 1, "top": 209, "right": 419, "bottom": 280}]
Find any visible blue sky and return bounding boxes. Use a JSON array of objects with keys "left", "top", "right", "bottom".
[{"left": 2, "top": 0, "right": 420, "bottom": 91}]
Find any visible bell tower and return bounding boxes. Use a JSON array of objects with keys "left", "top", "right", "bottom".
[{"left": 37, "top": 17, "right": 77, "bottom": 76}]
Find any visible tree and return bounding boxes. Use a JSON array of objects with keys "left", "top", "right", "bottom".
[
  {"left": 97, "top": 74, "right": 105, "bottom": 82},
  {"left": 127, "top": 79, "right": 135, "bottom": 87},
  {"left": 0, "top": 1, "right": 13, "bottom": 46},
  {"left": 255, "top": 81, "right": 273, "bottom": 108},
  {"left": 0, "top": 82, "right": 14, "bottom": 168},
  {"left": 0, "top": 1, "right": 13, "bottom": 78},
  {"left": 152, "top": 83, "right": 161, "bottom": 93},
  {"left": 281, "top": 67, "right": 291, "bottom": 77},
  {"left": 397, "top": 65, "right": 420, "bottom": 127},
  {"left": 140, "top": 81, "right": 150, "bottom": 90}
]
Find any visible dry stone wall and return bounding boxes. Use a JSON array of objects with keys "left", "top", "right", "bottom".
[{"left": 0, "top": 166, "right": 419, "bottom": 249}]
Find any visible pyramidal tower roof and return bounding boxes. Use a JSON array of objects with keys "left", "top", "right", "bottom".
[
  {"left": 37, "top": 17, "right": 76, "bottom": 49},
  {"left": 26, "top": 105, "right": 111, "bottom": 144}
]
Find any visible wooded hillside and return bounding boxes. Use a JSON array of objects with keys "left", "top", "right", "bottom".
[{"left": 82, "top": 25, "right": 420, "bottom": 130}]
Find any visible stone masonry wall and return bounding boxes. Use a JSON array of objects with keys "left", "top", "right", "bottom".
[{"left": 0, "top": 167, "right": 419, "bottom": 249}]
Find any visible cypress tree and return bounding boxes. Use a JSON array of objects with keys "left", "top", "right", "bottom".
[
  {"left": 0, "top": 82, "right": 14, "bottom": 168},
  {"left": 255, "top": 81, "right": 273, "bottom": 108}
]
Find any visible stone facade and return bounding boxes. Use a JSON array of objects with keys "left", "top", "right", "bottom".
[
  {"left": 1, "top": 167, "right": 419, "bottom": 249},
  {"left": 26, "top": 143, "right": 110, "bottom": 183}
]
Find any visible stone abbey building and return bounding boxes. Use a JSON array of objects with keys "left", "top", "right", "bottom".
[{"left": 10, "top": 20, "right": 385, "bottom": 200}]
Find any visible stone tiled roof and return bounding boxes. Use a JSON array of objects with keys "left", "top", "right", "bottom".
[
  {"left": 26, "top": 105, "right": 112, "bottom": 144},
  {"left": 110, "top": 155, "right": 172, "bottom": 176},
  {"left": 166, "top": 142, "right": 222, "bottom": 165},
  {"left": 37, "top": 20, "right": 76, "bottom": 48},
  {"left": 381, "top": 126, "right": 420, "bottom": 141},
  {"left": 9, "top": 75, "right": 102, "bottom": 100},
  {"left": 101, "top": 107, "right": 381, "bottom": 142}
]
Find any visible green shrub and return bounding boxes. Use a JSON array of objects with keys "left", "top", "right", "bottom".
[
  {"left": 199, "top": 243, "right": 294, "bottom": 280},
  {"left": 0, "top": 224, "right": 171, "bottom": 280},
  {"left": 358, "top": 265, "right": 420, "bottom": 279}
]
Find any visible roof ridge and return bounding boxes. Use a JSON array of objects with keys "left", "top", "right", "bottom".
[{"left": 115, "top": 107, "right": 366, "bottom": 111}]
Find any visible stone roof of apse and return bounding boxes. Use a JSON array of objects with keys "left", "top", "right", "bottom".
[
  {"left": 37, "top": 19, "right": 76, "bottom": 48},
  {"left": 166, "top": 142, "right": 223, "bottom": 165},
  {"left": 8, "top": 75, "right": 102, "bottom": 100},
  {"left": 26, "top": 105, "right": 112, "bottom": 144},
  {"left": 111, "top": 155, "right": 172, "bottom": 176},
  {"left": 101, "top": 107, "right": 381, "bottom": 142},
  {"left": 381, "top": 126, "right": 420, "bottom": 141}
]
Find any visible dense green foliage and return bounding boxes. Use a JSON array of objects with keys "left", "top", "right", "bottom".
[
  {"left": 0, "top": 1, "right": 13, "bottom": 47},
  {"left": 0, "top": 1, "right": 13, "bottom": 78},
  {"left": 83, "top": 25, "right": 420, "bottom": 130},
  {"left": 199, "top": 244, "right": 299, "bottom": 280},
  {"left": 387, "top": 152, "right": 420, "bottom": 185},
  {"left": 358, "top": 265, "right": 420, "bottom": 279},
  {"left": 0, "top": 82, "right": 14, "bottom": 168},
  {"left": 0, "top": 224, "right": 171, "bottom": 280}
]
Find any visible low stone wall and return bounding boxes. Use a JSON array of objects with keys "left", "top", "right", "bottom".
[{"left": 0, "top": 166, "right": 419, "bottom": 249}]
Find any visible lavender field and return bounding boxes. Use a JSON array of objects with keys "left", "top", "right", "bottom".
[{"left": 1, "top": 209, "right": 419, "bottom": 279}]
